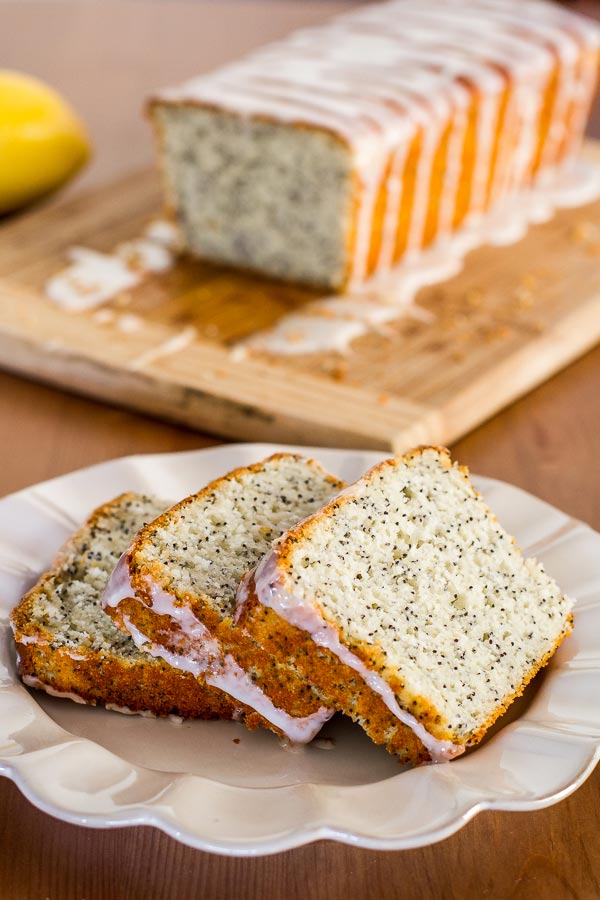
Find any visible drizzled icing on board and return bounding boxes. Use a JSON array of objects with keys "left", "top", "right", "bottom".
[{"left": 45, "top": 220, "right": 180, "bottom": 312}]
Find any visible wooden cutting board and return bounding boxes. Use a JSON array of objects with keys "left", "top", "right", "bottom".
[{"left": 1, "top": 143, "right": 600, "bottom": 452}]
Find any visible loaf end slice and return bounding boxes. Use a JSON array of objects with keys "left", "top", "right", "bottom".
[{"left": 10, "top": 493, "right": 255, "bottom": 721}]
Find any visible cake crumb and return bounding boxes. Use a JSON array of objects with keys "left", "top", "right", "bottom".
[
  {"left": 520, "top": 273, "right": 539, "bottom": 291},
  {"left": 313, "top": 737, "right": 336, "bottom": 751},
  {"left": 232, "top": 737, "right": 240, "bottom": 744},
  {"left": 572, "top": 220, "right": 600, "bottom": 244},
  {"left": 117, "top": 313, "right": 143, "bottom": 334},
  {"left": 572, "top": 220, "right": 600, "bottom": 256},
  {"left": 92, "top": 309, "right": 115, "bottom": 326},
  {"left": 485, "top": 325, "right": 511, "bottom": 343},
  {"left": 229, "top": 345, "right": 248, "bottom": 363}
]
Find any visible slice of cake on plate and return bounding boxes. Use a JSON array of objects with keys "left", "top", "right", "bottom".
[
  {"left": 237, "top": 447, "right": 573, "bottom": 764},
  {"left": 102, "top": 454, "right": 343, "bottom": 742},
  {"left": 11, "top": 493, "right": 249, "bottom": 721}
]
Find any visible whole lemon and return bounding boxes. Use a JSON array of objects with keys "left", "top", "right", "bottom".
[{"left": 0, "top": 70, "right": 91, "bottom": 214}]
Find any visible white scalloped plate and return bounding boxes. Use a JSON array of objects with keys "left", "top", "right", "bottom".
[{"left": 1, "top": 443, "right": 599, "bottom": 856}]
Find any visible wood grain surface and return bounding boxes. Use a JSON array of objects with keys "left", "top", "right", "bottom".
[
  {"left": 0, "top": 3, "right": 599, "bottom": 899},
  {"left": 2, "top": 146, "right": 600, "bottom": 452}
]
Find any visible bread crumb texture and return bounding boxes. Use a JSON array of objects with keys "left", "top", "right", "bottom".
[
  {"left": 136, "top": 453, "right": 342, "bottom": 619},
  {"left": 154, "top": 105, "right": 354, "bottom": 289},
  {"left": 278, "top": 447, "right": 573, "bottom": 743},
  {"left": 16, "top": 493, "right": 167, "bottom": 658}
]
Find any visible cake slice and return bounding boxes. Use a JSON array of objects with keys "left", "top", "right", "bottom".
[
  {"left": 102, "top": 454, "right": 343, "bottom": 742},
  {"left": 10, "top": 493, "right": 249, "bottom": 721},
  {"left": 237, "top": 447, "right": 574, "bottom": 764},
  {"left": 150, "top": 0, "right": 599, "bottom": 289}
]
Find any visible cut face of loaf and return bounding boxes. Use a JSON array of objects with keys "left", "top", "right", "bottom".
[
  {"left": 102, "top": 454, "right": 344, "bottom": 742},
  {"left": 10, "top": 493, "right": 246, "bottom": 720},
  {"left": 150, "top": 0, "right": 599, "bottom": 289},
  {"left": 237, "top": 447, "right": 573, "bottom": 764}
]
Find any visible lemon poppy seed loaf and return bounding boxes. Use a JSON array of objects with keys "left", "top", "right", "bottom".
[
  {"left": 237, "top": 447, "right": 574, "bottom": 764},
  {"left": 149, "top": 0, "right": 599, "bottom": 289}
]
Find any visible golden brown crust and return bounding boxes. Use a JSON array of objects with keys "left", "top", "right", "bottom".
[
  {"left": 108, "top": 595, "right": 321, "bottom": 737},
  {"left": 238, "top": 573, "right": 573, "bottom": 763},
  {"left": 14, "top": 639, "right": 246, "bottom": 721}
]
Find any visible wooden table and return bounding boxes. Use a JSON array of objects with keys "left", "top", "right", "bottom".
[{"left": 1, "top": 3, "right": 600, "bottom": 897}]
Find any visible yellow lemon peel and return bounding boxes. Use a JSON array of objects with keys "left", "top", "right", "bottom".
[{"left": 0, "top": 69, "right": 91, "bottom": 214}]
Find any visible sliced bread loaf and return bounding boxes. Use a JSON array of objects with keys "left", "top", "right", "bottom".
[
  {"left": 236, "top": 447, "right": 573, "bottom": 764},
  {"left": 11, "top": 493, "right": 252, "bottom": 721},
  {"left": 102, "top": 454, "right": 343, "bottom": 742}
]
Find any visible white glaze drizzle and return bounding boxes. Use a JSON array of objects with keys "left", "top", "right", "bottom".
[
  {"left": 45, "top": 248, "right": 139, "bottom": 313},
  {"left": 16, "top": 633, "right": 44, "bottom": 646},
  {"left": 116, "top": 239, "right": 172, "bottom": 274},
  {"left": 22, "top": 674, "right": 89, "bottom": 705},
  {"left": 104, "top": 703, "right": 184, "bottom": 722},
  {"left": 21, "top": 682, "right": 182, "bottom": 720},
  {"left": 127, "top": 325, "right": 198, "bottom": 371},
  {"left": 116, "top": 313, "right": 143, "bottom": 334},
  {"left": 45, "top": 220, "right": 177, "bottom": 313},
  {"left": 103, "top": 553, "right": 332, "bottom": 743},
  {"left": 241, "top": 550, "right": 463, "bottom": 763},
  {"left": 143, "top": 218, "right": 181, "bottom": 250}
]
